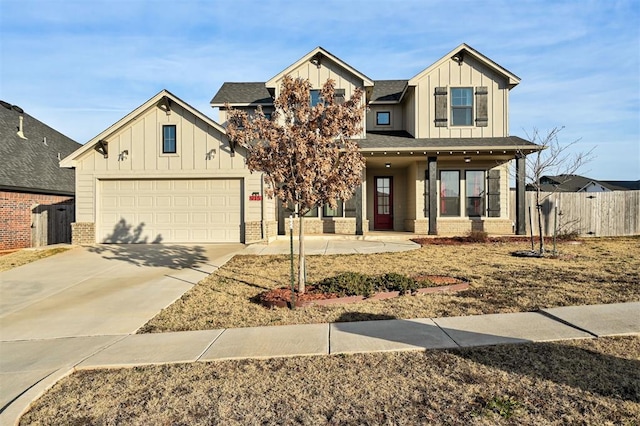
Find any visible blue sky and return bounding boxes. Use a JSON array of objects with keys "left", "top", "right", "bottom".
[{"left": 1, "top": 0, "right": 638, "bottom": 180}]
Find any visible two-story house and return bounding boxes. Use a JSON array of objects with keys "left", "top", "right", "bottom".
[
  {"left": 212, "top": 44, "right": 541, "bottom": 238},
  {"left": 61, "top": 44, "right": 540, "bottom": 245}
]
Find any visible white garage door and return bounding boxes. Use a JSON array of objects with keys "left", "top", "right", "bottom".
[{"left": 98, "top": 179, "right": 242, "bottom": 243}]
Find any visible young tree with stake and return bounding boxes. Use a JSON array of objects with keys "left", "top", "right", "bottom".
[
  {"left": 520, "top": 127, "right": 593, "bottom": 254},
  {"left": 226, "top": 76, "right": 366, "bottom": 293}
]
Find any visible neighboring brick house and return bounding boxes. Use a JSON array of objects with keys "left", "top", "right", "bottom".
[{"left": 0, "top": 101, "right": 81, "bottom": 250}]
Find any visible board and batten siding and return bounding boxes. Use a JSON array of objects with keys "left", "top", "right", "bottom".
[
  {"left": 411, "top": 54, "right": 510, "bottom": 139},
  {"left": 271, "top": 57, "right": 368, "bottom": 139},
  {"left": 366, "top": 104, "right": 405, "bottom": 132},
  {"left": 73, "top": 103, "right": 263, "bottom": 226}
]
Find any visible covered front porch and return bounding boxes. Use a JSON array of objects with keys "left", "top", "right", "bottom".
[{"left": 276, "top": 151, "right": 531, "bottom": 237}]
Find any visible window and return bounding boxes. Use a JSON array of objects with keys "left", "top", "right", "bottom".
[
  {"left": 376, "top": 111, "right": 391, "bottom": 126},
  {"left": 303, "top": 206, "right": 318, "bottom": 217},
  {"left": 451, "top": 88, "right": 473, "bottom": 126},
  {"left": 310, "top": 90, "right": 322, "bottom": 107},
  {"left": 440, "top": 171, "right": 460, "bottom": 216},
  {"left": 466, "top": 171, "right": 485, "bottom": 217},
  {"left": 162, "top": 125, "right": 177, "bottom": 154},
  {"left": 323, "top": 200, "right": 343, "bottom": 217},
  {"left": 311, "top": 89, "right": 345, "bottom": 106}
]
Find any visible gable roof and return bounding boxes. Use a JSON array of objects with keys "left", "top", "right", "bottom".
[
  {"left": 0, "top": 101, "right": 81, "bottom": 195},
  {"left": 370, "top": 80, "right": 408, "bottom": 104},
  {"left": 600, "top": 180, "right": 640, "bottom": 190},
  {"left": 265, "top": 46, "right": 374, "bottom": 88},
  {"left": 536, "top": 174, "right": 638, "bottom": 192},
  {"left": 210, "top": 82, "right": 273, "bottom": 107},
  {"left": 408, "top": 43, "right": 521, "bottom": 89},
  {"left": 541, "top": 175, "right": 599, "bottom": 192},
  {"left": 61, "top": 90, "right": 226, "bottom": 168}
]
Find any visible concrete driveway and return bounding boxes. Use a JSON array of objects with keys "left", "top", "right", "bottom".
[{"left": 0, "top": 243, "right": 243, "bottom": 418}]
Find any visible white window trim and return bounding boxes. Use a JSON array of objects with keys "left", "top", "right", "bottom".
[{"left": 450, "top": 87, "right": 474, "bottom": 127}]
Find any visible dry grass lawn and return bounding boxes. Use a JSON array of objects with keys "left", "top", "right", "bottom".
[
  {"left": 0, "top": 247, "right": 70, "bottom": 272},
  {"left": 140, "top": 237, "right": 640, "bottom": 332},
  {"left": 21, "top": 336, "right": 640, "bottom": 425}
]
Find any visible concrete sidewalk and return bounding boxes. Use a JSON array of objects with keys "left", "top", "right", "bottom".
[{"left": 2, "top": 302, "right": 638, "bottom": 425}]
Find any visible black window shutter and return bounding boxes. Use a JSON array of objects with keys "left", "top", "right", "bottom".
[
  {"left": 475, "top": 86, "right": 488, "bottom": 127},
  {"left": 434, "top": 87, "right": 447, "bottom": 127},
  {"left": 487, "top": 169, "right": 501, "bottom": 217}
]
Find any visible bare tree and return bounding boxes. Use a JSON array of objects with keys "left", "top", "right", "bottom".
[
  {"left": 521, "top": 127, "right": 594, "bottom": 254},
  {"left": 226, "top": 76, "right": 365, "bottom": 293}
]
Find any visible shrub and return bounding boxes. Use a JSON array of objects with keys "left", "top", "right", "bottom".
[
  {"left": 314, "top": 272, "right": 420, "bottom": 297},
  {"left": 466, "top": 230, "right": 489, "bottom": 243},
  {"left": 314, "top": 272, "right": 376, "bottom": 297},
  {"left": 375, "top": 273, "right": 420, "bottom": 295}
]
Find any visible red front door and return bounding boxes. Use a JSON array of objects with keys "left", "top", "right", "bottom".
[{"left": 374, "top": 177, "right": 393, "bottom": 230}]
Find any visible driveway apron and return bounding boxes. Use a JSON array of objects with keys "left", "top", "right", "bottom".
[{"left": 0, "top": 243, "right": 243, "bottom": 417}]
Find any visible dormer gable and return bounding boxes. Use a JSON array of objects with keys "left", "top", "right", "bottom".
[
  {"left": 409, "top": 43, "right": 520, "bottom": 88},
  {"left": 266, "top": 46, "right": 374, "bottom": 90}
]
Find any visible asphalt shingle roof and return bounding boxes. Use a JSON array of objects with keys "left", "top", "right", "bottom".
[
  {"left": 370, "top": 80, "right": 408, "bottom": 103},
  {"left": 210, "top": 83, "right": 273, "bottom": 105},
  {"left": 534, "top": 175, "right": 639, "bottom": 192},
  {"left": 0, "top": 102, "right": 81, "bottom": 195},
  {"left": 359, "top": 131, "right": 539, "bottom": 151}
]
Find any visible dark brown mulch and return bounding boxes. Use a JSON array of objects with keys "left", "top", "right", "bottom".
[
  {"left": 256, "top": 275, "right": 467, "bottom": 309},
  {"left": 412, "top": 236, "right": 551, "bottom": 245},
  {"left": 256, "top": 285, "right": 339, "bottom": 308}
]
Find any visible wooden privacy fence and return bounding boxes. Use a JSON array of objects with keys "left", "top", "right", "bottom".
[
  {"left": 31, "top": 202, "right": 75, "bottom": 247},
  {"left": 509, "top": 190, "right": 640, "bottom": 237}
]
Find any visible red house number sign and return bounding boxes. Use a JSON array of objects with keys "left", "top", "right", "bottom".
[{"left": 249, "top": 192, "right": 262, "bottom": 201}]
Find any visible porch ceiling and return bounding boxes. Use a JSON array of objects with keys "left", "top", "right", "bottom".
[{"left": 364, "top": 152, "right": 513, "bottom": 169}]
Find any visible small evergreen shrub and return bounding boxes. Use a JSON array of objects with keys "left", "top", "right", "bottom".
[
  {"left": 314, "top": 272, "right": 376, "bottom": 297},
  {"left": 314, "top": 272, "right": 420, "bottom": 297},
  {"left": 375, "top": 273, "right": 420, "bottom": 295}
]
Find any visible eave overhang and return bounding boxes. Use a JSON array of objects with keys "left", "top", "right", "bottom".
[{"left": 61, "top": 90, "right": 226, "bottom": 168}]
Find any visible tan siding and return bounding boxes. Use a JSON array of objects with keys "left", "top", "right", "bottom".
[
  {"left": 403, "top": 87, "right": 416, "bottom": 137},
  {"left": 144, "top": 109, "right": 158, "bottom": 170},
  {"left": 271, "top": 57, "right": 367, "bottom": 138},
  {"left": 412, "top": 55, "right": 510, "bottom": 139},
  {"left": 181, "top": 110, "right": 195, "bottom": 170},
  {"left": 366, "top": 104, "right": 404, "bottom": 132},
  {"left": 131, "top": 119, "right": 145, "bottom": 170},
  {"left": 73, "top": 100, "right": 275, "bottom": 240}
]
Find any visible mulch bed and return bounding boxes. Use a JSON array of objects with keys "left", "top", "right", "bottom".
[
  {"left": 257, "top": 275, "right": 470, "bottom": 309},
  {"left": 412, "top": 236, "right": 582, "bottom": 246},
  {"left": 412, "top": 236, "right": 540, "bottom": 245}
]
